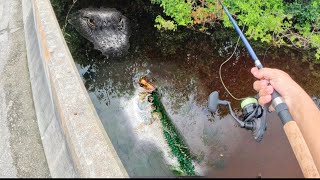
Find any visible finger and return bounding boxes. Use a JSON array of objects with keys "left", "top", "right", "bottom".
[
  {"left": 268, "top": 105, "right": 275, "bottom": 112},
  {"left": 259, "top": 85, "right": 274, "bottom": 97},
  {"left": 251, "top": 67, "right": 278, "bottom": 80},
  {"left": 251, "top": 67, "right": 260, "bottom": 79},
  {"left": 258, "top": 95, "right": 272, "bottom": 106},
  {"left": 253, "top": 80, "right": 269, "bottom": 92}
]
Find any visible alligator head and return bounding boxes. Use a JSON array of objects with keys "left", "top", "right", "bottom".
[{"left": 68, "top": 8, "right": 130, "bottom": 57}]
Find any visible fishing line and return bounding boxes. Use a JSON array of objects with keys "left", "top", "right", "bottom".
[
  {"left": 219, "top": 26, "right": 246, "bottom": 101},
  {"left": 262, "top": 45, "right": 272, "bottom": 63}
]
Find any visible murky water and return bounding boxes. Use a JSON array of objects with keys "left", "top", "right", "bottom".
[{"left": 52, "top": 0, "right": 320, "bottom": 177}]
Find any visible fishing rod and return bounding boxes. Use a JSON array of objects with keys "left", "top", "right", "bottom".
[
  {"left": 217, "top": 1, "right": 289, "bottom": 121},
  {"left": 208, "top": 0, "right": 319, "bottom": 177}
]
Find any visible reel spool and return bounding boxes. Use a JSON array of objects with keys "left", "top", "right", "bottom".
[{"left": 208, "top": 91, "right": 267, "bottom": 142}]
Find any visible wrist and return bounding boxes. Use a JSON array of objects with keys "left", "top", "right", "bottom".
[
  {"left": 287, "top": 87, "right": 317, "bottom": 124},
  {"left": 283, "top": 83, "right": 309, "bottom": 121}
]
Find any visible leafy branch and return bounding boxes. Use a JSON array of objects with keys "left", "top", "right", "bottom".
[{"left": 151, "top": 0, "right": 320, "bottom": 62}]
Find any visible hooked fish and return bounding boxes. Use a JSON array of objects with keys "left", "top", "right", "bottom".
[{"left": 68, "top": 8, "right": 131, "bottom": 57}]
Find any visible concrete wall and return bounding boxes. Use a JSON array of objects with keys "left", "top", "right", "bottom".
[{"left": 22, "top": 0, "right": 128, "bottom": 177}]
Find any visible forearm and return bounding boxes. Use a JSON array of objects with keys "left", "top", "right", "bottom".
[{"left": 288, "top": 85, "right": 320, "bottom": 172}]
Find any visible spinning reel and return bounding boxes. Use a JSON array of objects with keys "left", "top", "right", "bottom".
[{"left": 208, "top": 91, "right": 267, "bottom": 142}]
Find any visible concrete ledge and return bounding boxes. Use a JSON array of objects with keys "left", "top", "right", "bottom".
[{"left": 22, "top": 0, "right": 128, "bottom": 177}]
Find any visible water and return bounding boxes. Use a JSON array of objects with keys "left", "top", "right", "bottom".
[{"left": 52, "top": 0, "right": 320, "bottom": 177}]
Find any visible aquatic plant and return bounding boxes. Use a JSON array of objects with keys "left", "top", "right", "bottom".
[{"left": 150, "top": 91, "right": 196, "bottom": 176}]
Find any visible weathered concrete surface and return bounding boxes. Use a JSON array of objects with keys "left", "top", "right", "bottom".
[
  {"left": 22, "top": 0, "right": 77, "bottom": 177},
  {"left": 0, "top": 0, "right": 50, "bottom": 177},
  {"left": 22, "top": 0, "right": 128, "bottom": 177}
]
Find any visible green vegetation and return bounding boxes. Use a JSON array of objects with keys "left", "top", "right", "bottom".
[
  {"left": 151, "top": 0, "right": 320, "bottom": 62},
  {"left": 155, "top": 15, "right": 178, "bottom": 31},
  {"left": 151, "top": 91, "right": 196, "bottom": 176}
]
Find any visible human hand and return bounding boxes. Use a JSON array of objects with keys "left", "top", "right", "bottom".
[
  {"left": 251, "top": 67, "right": 304, "bottom": 111},
  {"left": 250, "top": 69, "right": 320, "bottom": 174}
]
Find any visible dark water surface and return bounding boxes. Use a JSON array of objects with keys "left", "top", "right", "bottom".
[{"left": 52, "top": 0, "right": 320, "bottom": 177}]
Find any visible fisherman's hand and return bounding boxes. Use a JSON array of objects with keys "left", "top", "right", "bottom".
[
  {"left": 250, "top": 67, "right": 304, "bottom": 111},
  {"left": 250, "top": 69, "right": 320, "bottom": 173}
]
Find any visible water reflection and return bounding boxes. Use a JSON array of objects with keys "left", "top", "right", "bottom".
[
  {"left": 59, "top": 0, "right": 319, "bottom": 177},
  {"left": 73, "top": 32, "right": 317, "bottom": 176}
]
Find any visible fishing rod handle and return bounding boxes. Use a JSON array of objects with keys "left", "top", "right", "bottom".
[
  {"left": 284, "top": 121, "right": 320, "bottom": 177},
  {"left": 271, "top": 91, "right": 293, "bottom": 125}
]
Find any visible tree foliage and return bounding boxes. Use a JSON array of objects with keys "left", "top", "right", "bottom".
[{"left": 152, "top": 0, "right": 320, "bottom": 62}]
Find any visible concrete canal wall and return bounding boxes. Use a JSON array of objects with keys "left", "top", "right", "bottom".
[{"left": 22, "top": 0, "right": 128, "bottom": 177}]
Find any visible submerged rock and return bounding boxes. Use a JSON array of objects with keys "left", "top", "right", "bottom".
[{"left": 68, "top": 8, "right": 130, "bottom": 57}]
